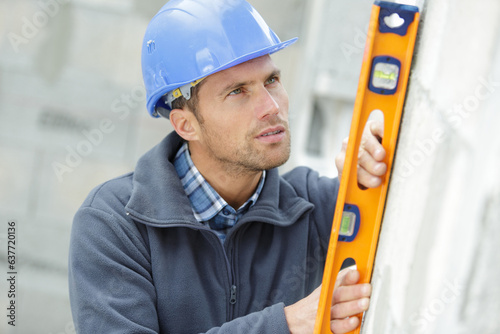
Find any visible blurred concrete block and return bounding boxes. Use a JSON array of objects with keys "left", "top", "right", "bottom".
[
  {"left": 132, "top": 112, "right": 173, "bottom": 162},
  {"left": 0, "top": 144, "right": 36, "bottom": 218},
  {"left": 8, "top": 265, "right": 73, "bottom": 334},
  {"left": 38, "top": 151, "right": 132, "bottom": 222}
]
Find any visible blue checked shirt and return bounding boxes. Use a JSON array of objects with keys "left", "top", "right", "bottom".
[{"left": 174, "top": 142, "right": 266, "bottom": 243}]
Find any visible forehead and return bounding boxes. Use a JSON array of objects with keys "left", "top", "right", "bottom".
[{"left": 202, "top": 55, "right": 279, "bottom": 91}]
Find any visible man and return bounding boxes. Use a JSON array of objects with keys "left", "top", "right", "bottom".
[{"left": 68, "top": 0, "right": 386, "bottom": 333}]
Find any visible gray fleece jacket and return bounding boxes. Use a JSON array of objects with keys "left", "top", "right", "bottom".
[{"left": 68, "top": 131, "right": 339, "bottom": 333}]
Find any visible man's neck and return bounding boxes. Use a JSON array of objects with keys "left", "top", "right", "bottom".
[
  {"left": 189, "top": 146, "right": 263, "bottom": 209},
  {"left": 204, "top": 169, "right": 263, "bottom": 209}
]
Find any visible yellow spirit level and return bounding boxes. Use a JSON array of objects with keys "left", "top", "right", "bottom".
[{"left": 314, "top": 1, "right": 420, "bottom": 333}]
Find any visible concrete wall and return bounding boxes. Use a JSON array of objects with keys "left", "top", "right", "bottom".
[
  {"left": 363, "top": 1, "right": 500, "bottom": 333},
  {"left": 284, "top": 0, "right": 500, "bottom": 332}
]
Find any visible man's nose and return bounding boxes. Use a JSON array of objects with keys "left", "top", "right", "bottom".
[{"left": 255, "top": 86, "right": 280, "bottom": 120}]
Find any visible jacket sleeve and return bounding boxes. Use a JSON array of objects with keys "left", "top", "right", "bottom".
[
  {"left": 69, "top": 206, "right": 292, "bottom": 334},
  {"left": 205, "top": 303, "right": 291, "bottom": 334}
]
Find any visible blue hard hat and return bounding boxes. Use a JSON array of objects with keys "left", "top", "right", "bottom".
[{"left": 141, "top": 0, "right": 298, "bottom": 117}]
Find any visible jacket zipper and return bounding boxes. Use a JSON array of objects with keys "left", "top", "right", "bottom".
[
  {"left": 224, "top": 223, "right": 250, "bottom": 320},
  {"left": 225, "top": 235, "right": 237, "bottom": 320},
  {"left": 230, "top": 285, "right": 237, "bottom": 305},
  {"left": 126, "top": 212, "right": 238, "bottom": 321}
]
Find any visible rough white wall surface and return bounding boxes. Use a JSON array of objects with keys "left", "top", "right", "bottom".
[{"left": 362, "top": 1, "right": 500, "bottom": 333}]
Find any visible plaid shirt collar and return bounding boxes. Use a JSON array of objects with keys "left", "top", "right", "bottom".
[{"left": 173, "top": 142, "right": 266, "bottom": 223}]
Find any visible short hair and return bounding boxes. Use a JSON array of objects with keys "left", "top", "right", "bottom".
[{"left": 170, "top": 80, "right": 205, "bottom": 123}]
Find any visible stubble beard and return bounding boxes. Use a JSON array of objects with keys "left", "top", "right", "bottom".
[{"left": 200, "top": 121, "right": 292, "bottom": 178}]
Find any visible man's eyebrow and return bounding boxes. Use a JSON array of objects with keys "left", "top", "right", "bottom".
[{"left": 268, "top": 69, "right": 281, "bottom": 80}]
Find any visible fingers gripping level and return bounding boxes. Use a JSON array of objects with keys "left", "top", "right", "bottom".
[{"left": 314, "top": 2, "right": 420, "bottom": 334}]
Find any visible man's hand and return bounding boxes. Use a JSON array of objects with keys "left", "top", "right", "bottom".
[
  {"left": 284, "top": 268, "right": 371, "bottom": 334},
  {"left": 335, "top": 121, "right": 386, "bottom": 188}
]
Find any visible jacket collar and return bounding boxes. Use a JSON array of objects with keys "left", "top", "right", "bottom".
[{"left": 125, "top": 131, "right": 313, "bottom": 228}]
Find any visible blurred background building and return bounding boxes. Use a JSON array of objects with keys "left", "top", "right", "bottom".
[{"left": 0, "top": 0, "right": 499, "bottom": 333}]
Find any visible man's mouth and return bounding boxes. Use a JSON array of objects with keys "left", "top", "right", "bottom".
[
  {"left": 256, "top": 126, "right": 286, "bottom": 143},
  {"left": 261, "top": 130, "right": 282, "bottom": 137}
]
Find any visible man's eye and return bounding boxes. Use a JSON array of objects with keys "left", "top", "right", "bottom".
[
  {"left": 266, "top": 77, "right": 277, "bottom": 85},
  {"left": 229, "top": 88, "right": 242, "bottom": 95}
]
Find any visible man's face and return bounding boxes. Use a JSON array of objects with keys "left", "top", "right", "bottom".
[{"left": 190, "top": 55, "right": 291, "bottom": 175}]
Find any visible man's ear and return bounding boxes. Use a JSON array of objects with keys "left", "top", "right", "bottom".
[{"left": 169, "top": 108, "right": 199, "bottom": 141}]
